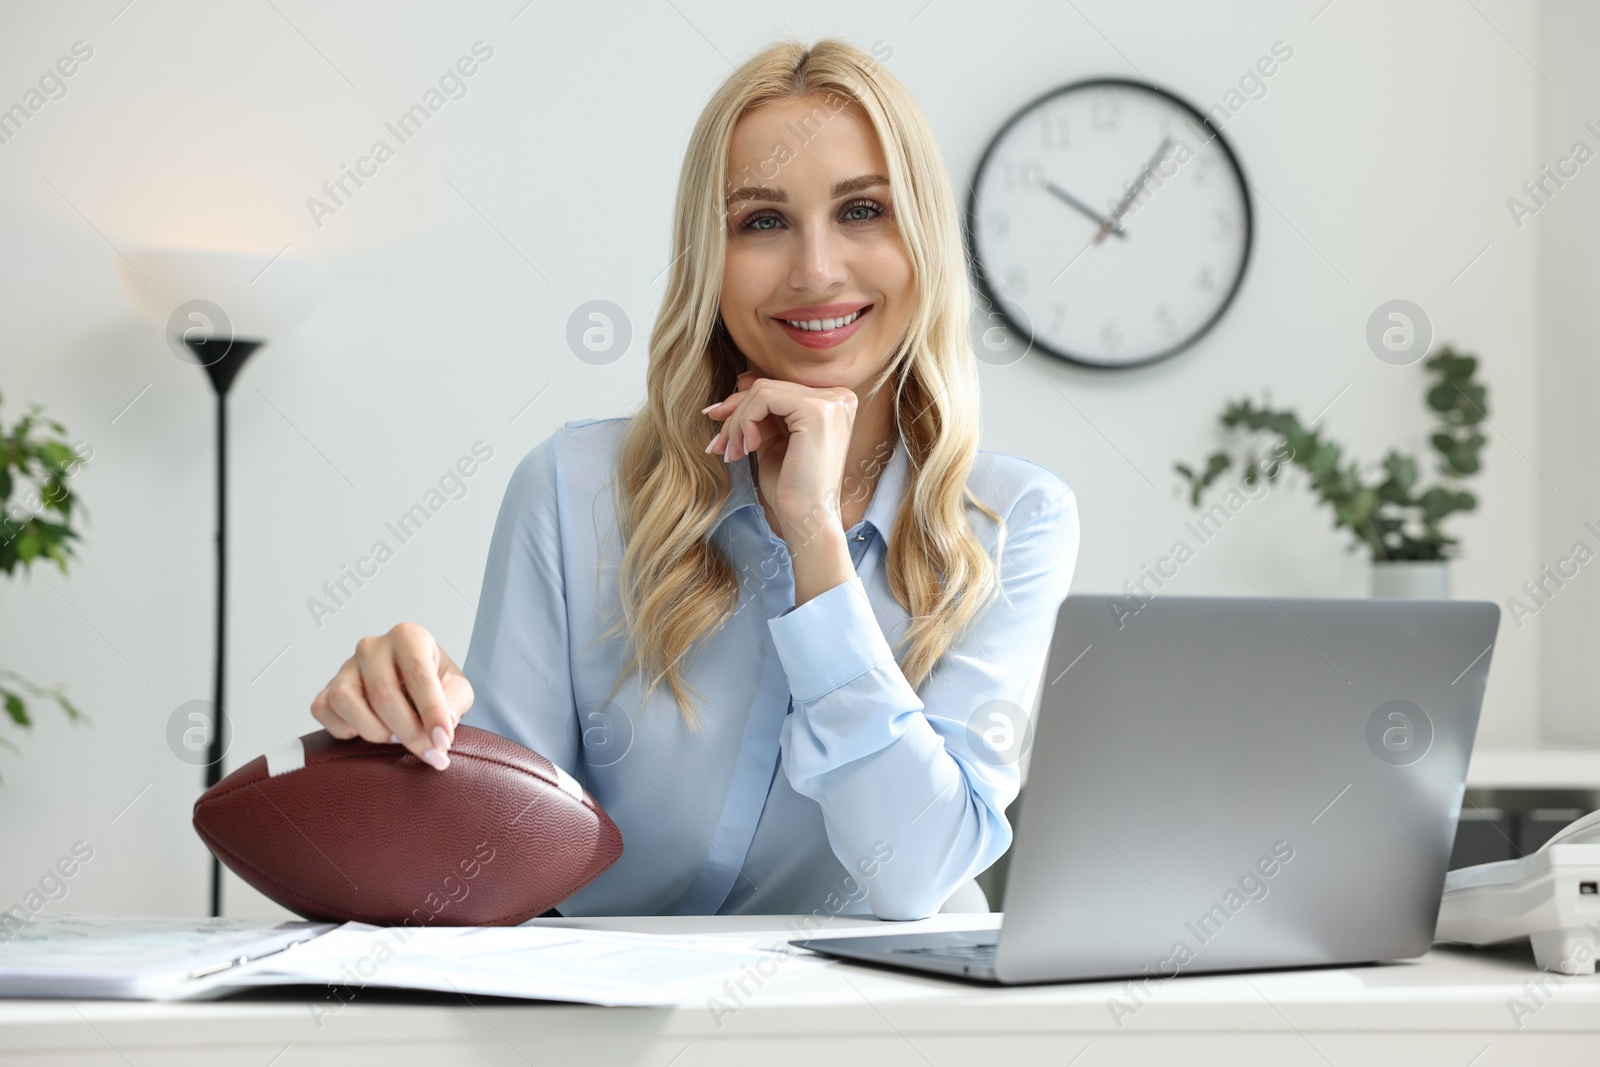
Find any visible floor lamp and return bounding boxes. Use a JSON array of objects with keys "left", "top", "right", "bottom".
[
  {"left": 116, "top": 249, "right": 331, "bottom": 917},
  {"left": 188, "top": 334, "right": 262, "bottom": 917}
]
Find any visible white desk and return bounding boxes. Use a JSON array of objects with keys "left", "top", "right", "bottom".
[{"left": 2, "top": 912, "right": 1598, "bottom": 1064}]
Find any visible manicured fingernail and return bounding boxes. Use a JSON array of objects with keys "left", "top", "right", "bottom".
[
  {"left": 701, "top": 403, "right": 717, "bottom": 413},
  {"left": 388, "top": 732, "right": 400, "bottom": 744},
  {"left": 705, "top": 432, "right": 721, "bottom": 454},
  {"left": 432, "top": 726, "right": 450, "bottom": 752},
  {"left": 422, "top": 748, "right": 450, "bottom": 771}
]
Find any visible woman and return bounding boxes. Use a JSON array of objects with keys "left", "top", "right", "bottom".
[{"left": 310, "top": 37, "right": 1079, "bottom": 921}]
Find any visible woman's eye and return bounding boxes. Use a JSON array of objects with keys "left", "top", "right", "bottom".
[
  {"left": 737, "top": 199, "right": 887, "bottom": 232},
  {"left": 841, "top": 198, "right": 886, "bottom": 222}
]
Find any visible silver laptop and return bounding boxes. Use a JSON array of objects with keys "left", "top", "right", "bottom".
[{"left": 791, "top": 593, "right": 1500, "bottom": 984}]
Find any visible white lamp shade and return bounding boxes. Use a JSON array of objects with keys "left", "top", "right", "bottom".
[{"left": 116, "top": 248, "right": 333, "bottom": 342}]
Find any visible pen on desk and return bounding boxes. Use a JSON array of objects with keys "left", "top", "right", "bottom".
[{"left": 186, "top": 936, "right": 313, "bottom": 980}]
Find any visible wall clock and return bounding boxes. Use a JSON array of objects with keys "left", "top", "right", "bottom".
[{"left": 966, "top": 77, "right": 1253, "bottom": 369}]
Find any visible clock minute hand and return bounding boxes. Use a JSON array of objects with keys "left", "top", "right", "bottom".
[
  {"left": 1042, "top": 180, "right": 1129, "bottom": 241},
  {"left": 1093, "top": 135, "right": 1173, "bottom": 245},
  {"left": 1106, "top": 135, "right": 1174, "bottom": 221}
]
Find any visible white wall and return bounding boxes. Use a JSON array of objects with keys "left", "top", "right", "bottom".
[
  {"left": 0, "top": 0, "right": 1551, "bottom": 919},
  {"left": 1535, "top": 0, "right": 1600, "bottom": 746}
]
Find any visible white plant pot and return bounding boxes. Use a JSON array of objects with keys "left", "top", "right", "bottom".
[{"left": 1370, "top": 560, "right": 1451, "bottom": 599}]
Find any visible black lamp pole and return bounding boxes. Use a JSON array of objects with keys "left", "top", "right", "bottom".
[{"left": 184, "top": 335, "right": 264, "bottom": 918}]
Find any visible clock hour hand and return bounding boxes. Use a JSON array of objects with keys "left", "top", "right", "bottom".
[
  {"left": 1043, "top": 180, "right": 1129, "bottom": 240},
  {"left": 1093, "top": 135, "right": 1174, "bottom": 245}
]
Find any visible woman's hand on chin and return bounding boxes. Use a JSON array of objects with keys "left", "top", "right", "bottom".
[{"left": 703, "top": 370, "right": 855, "bottom": 548}]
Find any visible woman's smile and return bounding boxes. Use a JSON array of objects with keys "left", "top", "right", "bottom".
[{"left": 773, "top": 302, "right": 874, "bottom": 349}]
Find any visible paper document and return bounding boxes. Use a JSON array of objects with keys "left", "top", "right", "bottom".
[
  {"left": 0, "top": 914, "right": 834, "bottom": 1005},
  {"left": 0, "top": 915, "right": 334, "bottom": 1000},
  {"left": 221, "top": 922, "right": 830, "bottom": 1006}
]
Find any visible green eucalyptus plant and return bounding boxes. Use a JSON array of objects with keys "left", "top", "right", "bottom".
[
  {"left": 1, "top": 391, "right": 90, "bottom": 755},
  {"left": 1174, "top": 345, "right": 1488, "bottom": 562}
]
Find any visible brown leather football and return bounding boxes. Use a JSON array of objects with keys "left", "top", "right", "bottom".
[{"left": 192, "top": 725, "right": 621, "bottom": 925}]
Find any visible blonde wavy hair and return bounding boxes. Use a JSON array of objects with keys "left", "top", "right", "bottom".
[{"left": 596, "top": 36, "right": 1004, "bottom": 730}]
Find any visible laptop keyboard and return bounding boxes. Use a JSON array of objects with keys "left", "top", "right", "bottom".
[{"left": 887, "top": 942, "right": 998, "bottom": 965}]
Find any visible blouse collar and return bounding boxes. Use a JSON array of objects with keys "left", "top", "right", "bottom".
[{"left": 709, "top": 433, "right": 909, "bottom": 543}]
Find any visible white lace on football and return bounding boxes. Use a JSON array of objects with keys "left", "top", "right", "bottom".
[
  {"left": 551, "top": 762, "right": 585, "bottom": 801},
  {"left": 264, "top": 737, "right": 306, "bottom": 777}
]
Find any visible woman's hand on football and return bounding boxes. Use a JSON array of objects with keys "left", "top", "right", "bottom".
[
  {"left": 703, "top": 370, "right": 857, "bottom": 544},
  {"left": 310, "top": 622, "right": 474, "bottom": 771}
]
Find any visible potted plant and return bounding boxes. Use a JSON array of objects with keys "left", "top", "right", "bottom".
[
  {"left": 2, "top": 391, "right": 90, "bottom": 760},
  {"left": 1174, "top": 346, "right": 1487, "bottom": 597}
]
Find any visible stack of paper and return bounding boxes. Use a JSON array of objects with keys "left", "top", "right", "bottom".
[
  {"left": 0, "top": 915, "right": 334, "bottom": 1000},
  {"left": 220, "top": 922, "right": 817, "bottom": 1006},
  {"left": 0, "top": 915, "right": 832, "bottom": 1005}
]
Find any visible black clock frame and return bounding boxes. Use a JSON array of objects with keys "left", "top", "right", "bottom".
[{"left": 964, "top": 76, "right": 1255, "bottom": 370}]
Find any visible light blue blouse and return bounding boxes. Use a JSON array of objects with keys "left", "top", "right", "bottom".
[{"left": 462, "top": 417, "right": 1079, "bottom": 920}]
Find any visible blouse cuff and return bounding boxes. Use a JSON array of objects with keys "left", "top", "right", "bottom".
[{"left": 767, "top": 575, "right": 898, "bottom": 703}]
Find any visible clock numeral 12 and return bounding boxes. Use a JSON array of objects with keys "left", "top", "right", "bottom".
[{"left": 1090, "top": 93, "right": 1123, "bottom": 132}]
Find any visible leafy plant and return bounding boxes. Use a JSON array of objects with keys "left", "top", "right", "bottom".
[
  {"left": 1, "top": 391, "right": 90, "bottom": 755},
  {"left": 1174, "top": 345, "right": 1487, "bottom": 562}
]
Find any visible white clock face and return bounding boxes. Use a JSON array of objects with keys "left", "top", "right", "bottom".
[{"left": 968, "top": 79, "right": 1252, "bottom": 368}]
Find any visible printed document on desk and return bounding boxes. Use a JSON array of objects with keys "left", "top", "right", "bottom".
[
  {"left": 0, "top": 915, "right": 335, "bottom": 1000},
  {"left": 0, "top": 914, "right": 834, "bottom": 1005},
  {"left": 217, "top": 922, "right": 832, "bottom": 1006}
]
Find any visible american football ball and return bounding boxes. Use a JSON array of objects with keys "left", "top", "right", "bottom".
[{"left": 192, "top": 725, "right": 621, "bottom": 926}]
